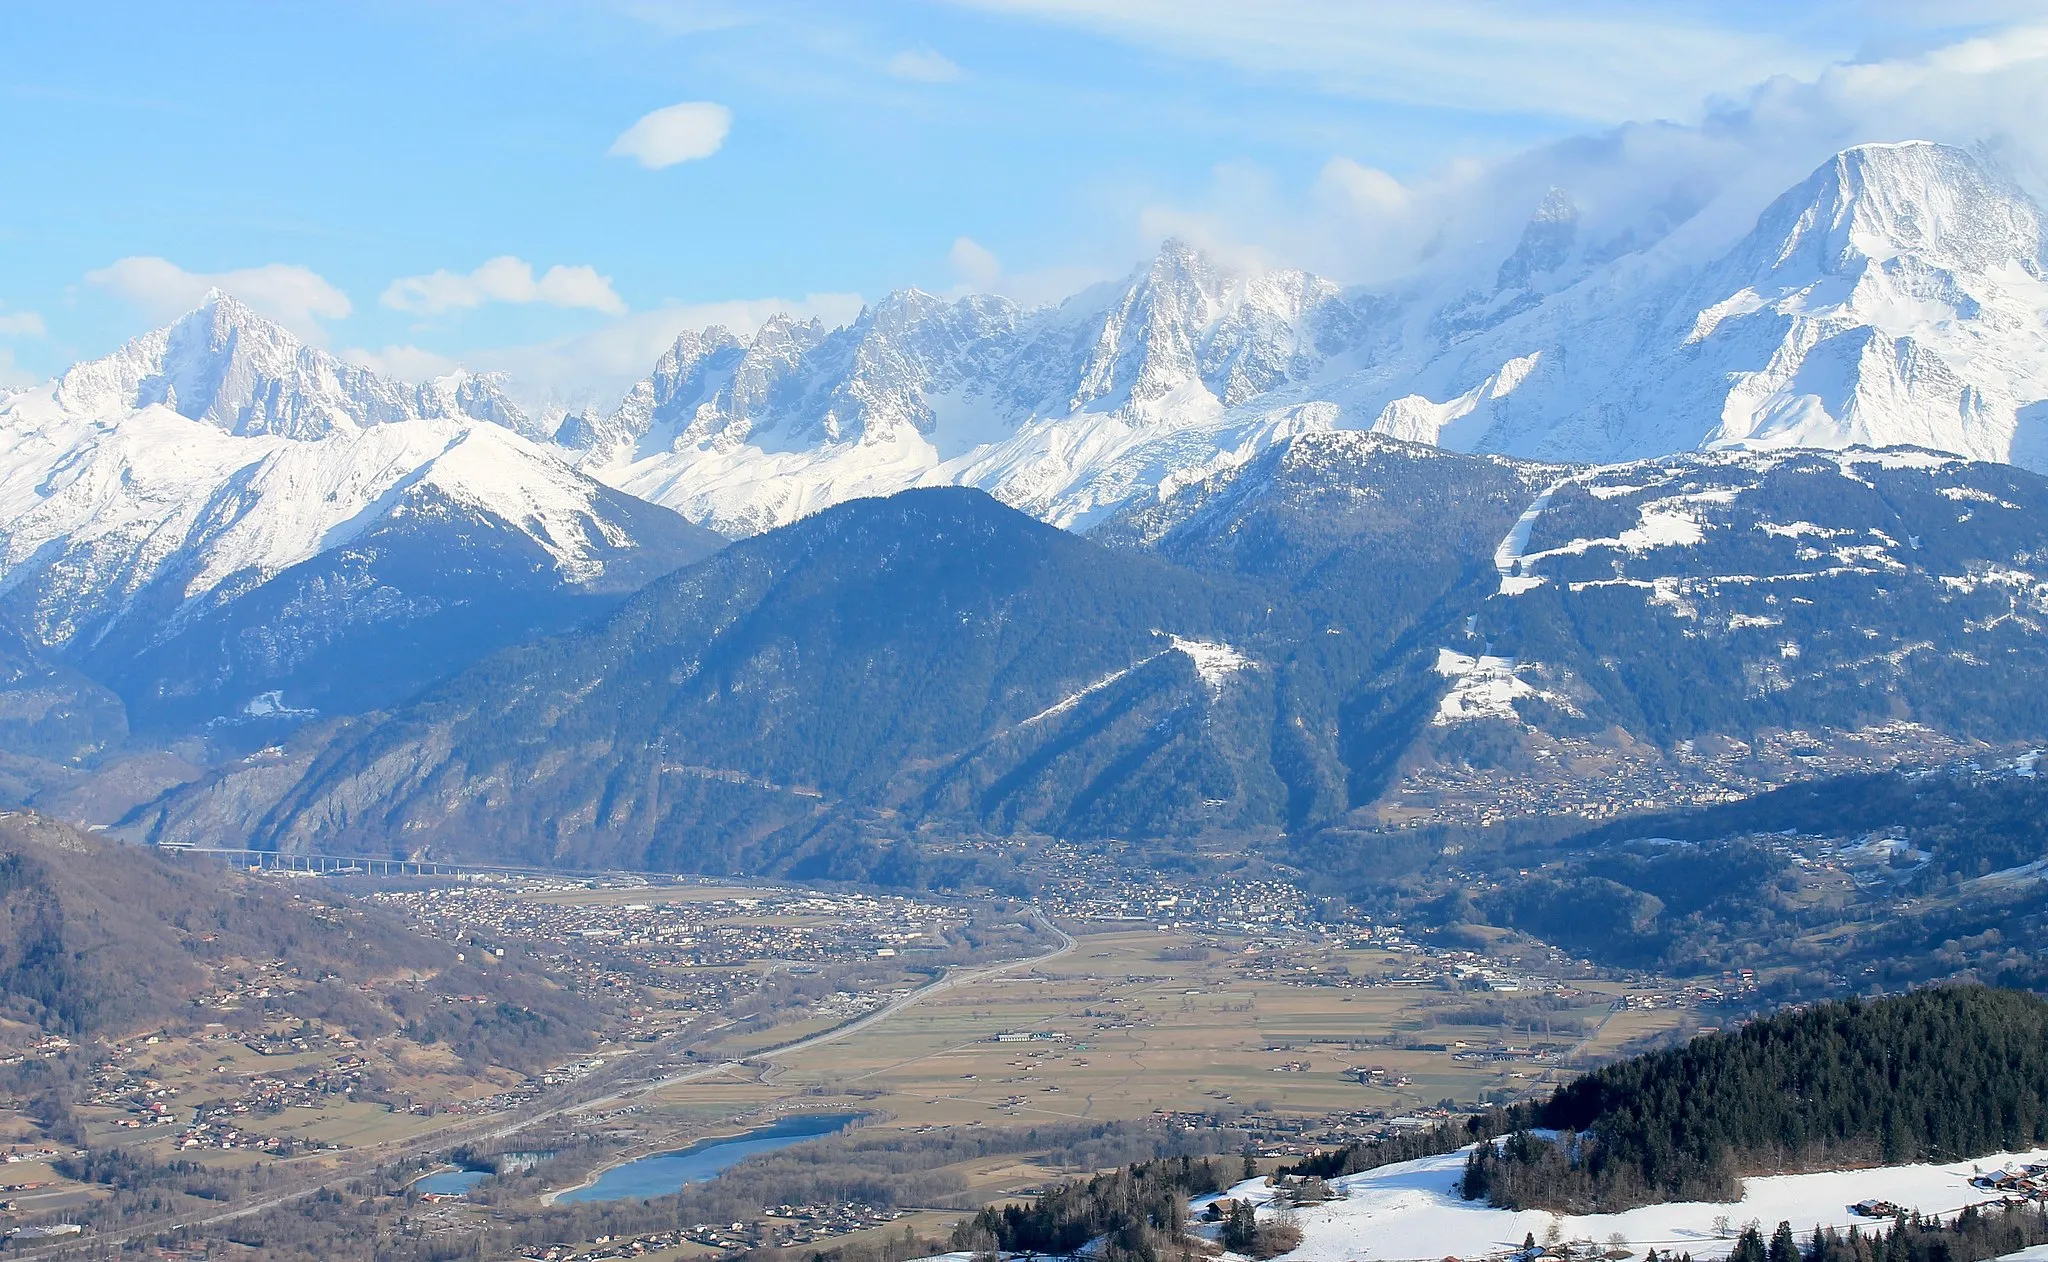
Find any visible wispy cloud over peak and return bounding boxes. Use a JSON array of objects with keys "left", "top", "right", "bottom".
[
  {"left": 85, "top": 257, "right": 352, "bottom": 342},
  {"left": 381, "top": 257, "right": 628, "bottom": 316},
  {"left": 946, "top": 0, "right": 1834, "bottom": 124}
]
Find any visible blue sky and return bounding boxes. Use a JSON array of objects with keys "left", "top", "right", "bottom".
[{"left": 2, "top": 1, "right": 2042, "bottom": 402}]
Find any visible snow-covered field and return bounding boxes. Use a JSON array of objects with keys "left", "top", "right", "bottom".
[{"left": 1201, "top": 1145, "right": 2048, "bottom": 1262}]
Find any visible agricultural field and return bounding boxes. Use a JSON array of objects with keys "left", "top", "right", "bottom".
[{"left": 580, "top": 921, "right": 1697, "bottom": 1208}]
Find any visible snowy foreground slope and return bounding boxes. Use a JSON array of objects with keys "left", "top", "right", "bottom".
[
  {"left": 1203, "top": 1146, "right": 2048, "bottom": 1262},
  {"left": 558, "top": 141, "right": 2048, "bottom": 535}
]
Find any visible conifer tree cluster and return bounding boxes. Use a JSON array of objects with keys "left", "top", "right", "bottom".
[
  {"left": 951, "top": 1155, "right": 1229, "bottom": 1262},
  {"left": 1466, "top": 986, "right": 2048, "bottom": 1210},
  {"left": 1709, "top": 1203, "right": 2048, "bottom": 1262}
]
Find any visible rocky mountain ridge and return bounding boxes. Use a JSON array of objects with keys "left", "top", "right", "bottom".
[{"left": 555, "top": 140, "right": 2048, "bottom": 534}]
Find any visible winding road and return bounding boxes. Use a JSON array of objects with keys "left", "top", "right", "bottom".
[
  {"left": 23, "top": 912, "right": 1077, "bottom": 1259},
  {"left": 573, "top": 908, "right": 1076, "bottom": 1108}
]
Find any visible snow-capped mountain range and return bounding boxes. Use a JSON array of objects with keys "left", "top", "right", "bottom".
[
  {"left": 0, "top": 293, "right": 675, "bottom": 647},
  {"left": 0, "top": 293, "right": 717, "bottom": 732},
  {"left": 557, "top": 139, "right": 2048, "bottom": 534},
  {"left": 51, "top": 290, "right": 543, "bottom": 442},
  {"left": 0, "top": 138, "right": 2042, "bottom": 737},
  {"left": 555, "top": 244, "right": 1370, "bottom": 533}
]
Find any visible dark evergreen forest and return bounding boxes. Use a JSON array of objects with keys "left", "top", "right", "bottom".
[{"left": 1459, "top": 986, "right": 2048, "bottom": 1211}]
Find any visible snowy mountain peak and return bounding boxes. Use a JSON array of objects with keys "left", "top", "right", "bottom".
[
  {"left": 1667, "top": 142, "right": 2048, "bottom": 460},
  {"left": 1496, "top": 188, "right": 1580, "bottom": 290},
  {"left": 1067, "top": 237, "right": 1345, "bottom": 414},
  {"left": 0, "top": 289, "right": 720, "bottom": 730},
  {"left": 1746, "top": 141, "right": 2044, "bottom": 281},
  {"left": 47, "top": 293, "right": 534, "bottom": 441},
  {"left": 1145, "top": 236, "right": 1222, "bottom": 289}
]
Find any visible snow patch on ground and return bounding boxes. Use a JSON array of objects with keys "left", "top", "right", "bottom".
[
  {"left": 1432, "top": 649, "right": 1536, "bottom": 724},
  {"left": 242, "top": 690, "right": 318, "bottom": 719},
  {"left": 1224, "top": 1144, "right": 2048, "bottom": 1262},
  {"left": 1760, "top": 520, "right": 1848, "bottom": 539},
  {"left": 1492, "top": 477, "right": 1570, "bottom": 595},
  {"left": 1018, "top": 654, "right": 1166, "bottom": 727},
  {"left": 1829, "top": 447, "right": 1968, "bottom": 473},
  {"left": 1169, "top": 635, "right": 1255, "bottom": 694},
  {"left": 1940, "top": 485, "right": 2020, "bottom": 508},
  {"left": 1617, "top": 506, "right": 1707, "bottom": 550},
  {"left": 1965, "top": 858, "right": 2048, "bottom": 891},
  {"left": 1502, "top": 493, "right": 1713, "bottom": 585}
]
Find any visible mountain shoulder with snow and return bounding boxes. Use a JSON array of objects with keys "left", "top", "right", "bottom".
[{"left": 0, "top": 297, "right": 721, "bottom": 734}]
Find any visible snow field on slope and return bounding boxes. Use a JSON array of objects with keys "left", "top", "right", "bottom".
[
  {"left": 1203, "top": 1145, "right": 2048, "bottom": 1262},
  {"left": 1431, "top": 649, "right": 1537, "bottom": 724},
  {"left": 0, "top": 404, "right": 618, "bottom": 640},
  {"left": 1168, "top": 634, "right": 1255, "bottom": 693}
]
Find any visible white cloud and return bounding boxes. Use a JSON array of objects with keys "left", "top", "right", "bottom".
[
  {"left": 381, "top": 256, "right": 628, "bottom": 316},
  {"left": 85, "top": 257, "right": 352, "bottom": 342},
  {"left": 1125, "top": 23, "right": 2048, "bottom": 292},
  {"left": 948, "top": 237, "right": 1003, "bottom": 289},
  {"left": 469, "top": 293, "right": 867, "bottom": 409},
  {"left": 608, "top": 101, "right": 732, "bottom": 169},
  {"left": 0, "top": 310, "right": 45, "bottom": 338},
  {"left": 946, "top": 0, "right": 1836, "bottom": 124},
  {"left": 0, "top": 348, "right": 34, "bottom": 390},
  {"left": 943, "top": 235, "right": 1114, "bottom": 307},
  {"left": 887, "top": 49, "right": 964, "bottom": 82},
  {"left": 342, "top": 343, "right": 463, "bottom": 381}
]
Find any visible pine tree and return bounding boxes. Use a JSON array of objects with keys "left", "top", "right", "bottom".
[
  {"left": 1221, "top": 1199, "right": 1257, "bottom": 1252},
  {"left": 1768, "top": 1221, "right": 1798, "bottom": 1262}
]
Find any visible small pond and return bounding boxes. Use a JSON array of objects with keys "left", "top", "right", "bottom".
[
  {"left": 556, "top": 1113, "right": 863, "bottom": 1204},
  {"left": 413, "top": 1168, "right": 490, "bottom": 1196}
]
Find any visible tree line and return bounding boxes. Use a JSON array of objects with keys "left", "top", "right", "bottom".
[{"left": 1466, "top": 985, "right": 2048, "bottom": 1211}]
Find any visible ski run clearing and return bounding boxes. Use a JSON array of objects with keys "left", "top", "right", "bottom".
[{"left": 1192, "top": 1144, "right": 2048, "bottom": 1262}]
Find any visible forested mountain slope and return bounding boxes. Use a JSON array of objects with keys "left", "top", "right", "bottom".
[
  {"left": 119, "top": 435, "right": 2048, "bottom": 882},
  {"left": 1461, "top": 986, "right": 2048, "bottom": 1211},
  {"left": 0, "top": 812, "right": 593, "bottom": 1059},
  {"left": 1474, "top": 448, "right": 2048, "bottom": 743},
  {"left": 191, "top": 488, "right": 1283, "bottom": 873}
]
